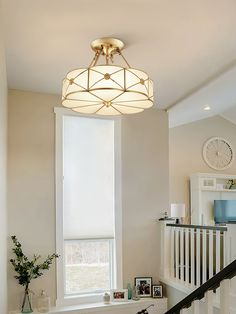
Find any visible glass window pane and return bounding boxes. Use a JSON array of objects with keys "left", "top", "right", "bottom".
[{"left": 65, "top": 240, "right": 112, "bottom": 294}]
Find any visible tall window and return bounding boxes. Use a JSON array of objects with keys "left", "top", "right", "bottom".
[
  {"left": 63, "top": 115, "right": 115, "bottom": 295},
  {"left": 55, "top": 109, "right": 121, "bottom": 305}
]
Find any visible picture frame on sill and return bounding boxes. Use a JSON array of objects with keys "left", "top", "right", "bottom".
[
  {"left": 152, "top": 285, "right": 163, "bottom": 298},
  {"left": 134, "top": 277, "right": 152, "bottom": 297},
  {"left": 110, "top": 289, "right": 128, "bottom": 302}
]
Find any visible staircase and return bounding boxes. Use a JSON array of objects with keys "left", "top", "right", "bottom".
[{"left": 165, "top": 259, "right": 236, "bottom": 314}]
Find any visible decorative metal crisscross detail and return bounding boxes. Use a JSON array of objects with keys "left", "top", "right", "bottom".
[{"left": 62, "top": 39, "right": 154, "bottom": 115}]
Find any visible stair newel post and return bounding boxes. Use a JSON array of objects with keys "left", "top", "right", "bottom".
[{"left": 160, "top": 221, "right": 171, "bottom": 279}]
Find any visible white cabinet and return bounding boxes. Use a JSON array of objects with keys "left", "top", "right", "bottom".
[{"left": 190, "top": 173, "right": 236, "bottom": 225}]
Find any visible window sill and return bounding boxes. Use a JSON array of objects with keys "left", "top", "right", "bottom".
[{"left": 25, "top": 298, "right": 167, "bottom": 314}]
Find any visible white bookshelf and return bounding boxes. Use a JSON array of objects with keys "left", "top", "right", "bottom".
[{"left": 190, "top": 173, "right": 236, "bottom": 225}]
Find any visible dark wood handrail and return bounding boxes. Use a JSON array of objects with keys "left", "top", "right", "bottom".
[
  {"left": 166, "top": 223, "right": 227, "bottom": 232},
  {"left": 165, "top": 259, "right": 236, "bottom": 314}
]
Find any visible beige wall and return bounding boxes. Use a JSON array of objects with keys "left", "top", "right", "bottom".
[
  {"left": 169, "top": 116, "right": 236, "bottom": 214},
  {"left": 122, "top": 110, "right": 169, "bottom": 287},
  {"left": 0, "top": 1, "right": 8, "bottom": 313},
  {"left": 8, "top": 90, "right": 169, "bottom": 310},
  {"left": 8, "top": 90, "right": 60, "bottom": 311}
]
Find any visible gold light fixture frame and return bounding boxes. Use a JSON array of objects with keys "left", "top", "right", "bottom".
[{"left": 62, "top": 37, "right": 154, "bottom": 115}]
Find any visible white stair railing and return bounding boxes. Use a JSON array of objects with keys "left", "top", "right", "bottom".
[
  {"left": 164, "top": 259, "right": 236, "bottom": 314},
  {"left": 160, "top": 222, "right": 228, "bottom": 288},
  {"left": 161, "top": 222, "right": 236, "bottom": 314}
]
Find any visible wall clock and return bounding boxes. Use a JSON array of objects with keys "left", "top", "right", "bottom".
[{"left": 202, "top": 137, "right": 234, "bottom": 170}]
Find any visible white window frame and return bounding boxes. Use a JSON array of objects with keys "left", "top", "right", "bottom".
[{"left": 54, "top": 107, "right": 122, "bottom": 306}]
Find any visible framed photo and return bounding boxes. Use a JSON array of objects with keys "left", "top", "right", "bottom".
[
  {"left": 110, "top": 289, "right": 128, "bottom": 302},
  {"left": 152, "top": 285, "right": 163, "bottom": 298},
  {"left": 135, "top": 277, "right": 152, "bottom": 297}
]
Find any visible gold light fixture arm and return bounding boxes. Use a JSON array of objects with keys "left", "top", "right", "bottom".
[
  {"left": 88, "top": 51, "right": 98, "bottom": 67},
  {"left": 89, "top": 50, "right": 102, "bottom": 67},
  {"left": 105, "top": 45, "right": 109, "bottom": 65},
  {"left": 117, "top": 49, "right": 131, "bottom": 68}
]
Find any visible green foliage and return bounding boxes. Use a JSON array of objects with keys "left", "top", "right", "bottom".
[
  {"left": 10, "top": 235, "right": 59, "bottom": 287},
  {"left": 227, "top": 179, "right": 236, "bottom": 189}
]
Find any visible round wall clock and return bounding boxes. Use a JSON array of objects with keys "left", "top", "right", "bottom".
[{"left": 202, "top": 137, "right": 234, "bottom": 170}]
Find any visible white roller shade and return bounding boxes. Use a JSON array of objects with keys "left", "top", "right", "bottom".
[{"left": 63, "top": 115, "right": 115, "bottom": 239}]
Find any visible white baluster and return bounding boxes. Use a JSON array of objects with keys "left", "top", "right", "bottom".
[
  {"left": 193, "top": 300, "right": 200, "bottom": 314},
  {"left": 196, "top": 229, "right": 201, "bottom": 286},
  {"left": 223, "top": 231, "right": 227, "bottom": 267},
  {"left": 185, "top": 228, "right": 189, "bottom": 285},
  {"left": 191, "top": 228, "right": 195, "bottom": 287},
  {"left": 224, "top": 226, "right": 230, "bottom": 266},
  {"left": 202, "top": 229, "right": 207, "bottom": 283},
  {"left": 209, "top": 230, "right": 213, "bottom": 278},
  {"left": 175, "top": 228, "right": 179, "bottom": 280},
  {"left": 170, "top": 227, "right": 175, "bottom": 278},
  {"left": 180, "top": 308, "right": 188, "bottom": 313},
  {"left": 180, "top": 228, "right": 184, "bottom": 282},
  {"left": 220, "top": 279, "right": 230, "bottom": 314},
  {"left": 204, "top": 290, "right": 213, "bottom": 314},
  {"left": 216, "top": 230, "right": 221, "bottom": 273}
]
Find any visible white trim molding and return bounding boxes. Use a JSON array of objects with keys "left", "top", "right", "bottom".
[
  {"left": 54, "top": 107, "right": 123, "bottom": 306},
  {"left": 10, "top": 298, "right": 168, "bottom": 314}
]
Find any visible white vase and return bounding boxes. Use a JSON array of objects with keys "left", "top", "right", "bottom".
[{"left": 103, "top": 292, "right": 110, "bottom": 304}]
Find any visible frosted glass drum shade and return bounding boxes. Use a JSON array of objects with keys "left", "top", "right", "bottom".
[{"left": 62, "top": 65, "right": 154, "bottom": 115}]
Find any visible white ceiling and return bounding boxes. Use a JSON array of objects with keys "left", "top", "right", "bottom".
[
  {"left": 168, "top": 63, "right": 236, "bottom": 127},
  {"left": 221, "top": 106, "right": 236, "bottom": 126},
  {"left": 3, "top": 0, "right": 236, "bottom": 112}
]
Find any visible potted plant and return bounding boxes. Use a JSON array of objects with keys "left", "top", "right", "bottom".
[{"left": 10, "top": 235, "right": 59, "bottom": 313}]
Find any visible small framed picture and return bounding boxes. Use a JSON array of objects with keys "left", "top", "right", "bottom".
[
  {"left": 152, "top": 285, "right": 163, "bottom": 298},
  {"left": 135, "top": 277, "right": 152, "bottom": 297},
  {"left": 110, "top": 289, "right": 128, "bottom": 302}
]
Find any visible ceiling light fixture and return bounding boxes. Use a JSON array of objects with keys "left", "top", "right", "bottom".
[
  {"left": 62, "top": 37, "right": 154, "bottom": 115},
  {"left": 204, "top": 105, "right": 211, "bottom": 111}
]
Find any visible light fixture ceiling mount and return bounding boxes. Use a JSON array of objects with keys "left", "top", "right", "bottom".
[
  {"left": 62, "top": 37, "right": 154, "bottom": 115},
  {"left": 90, "top": 37, "right": 124, "bottom": 55}
]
